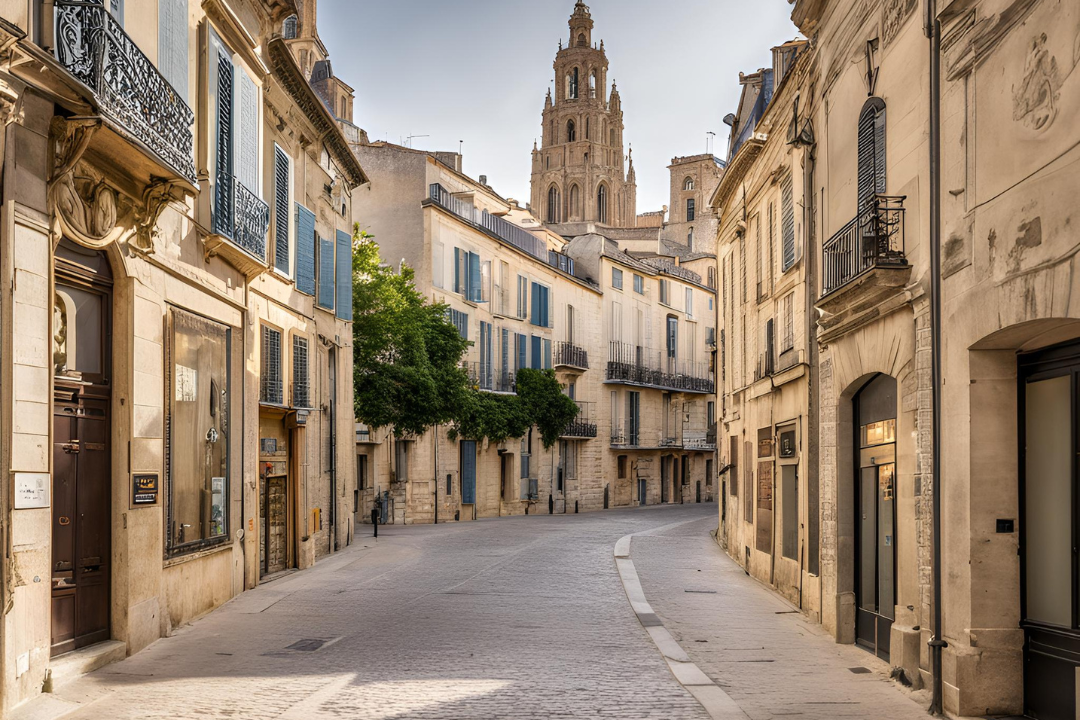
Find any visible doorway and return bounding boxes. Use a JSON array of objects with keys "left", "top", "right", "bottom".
[
  {"left": 51, "top": 241, "right": 113, "bottom": 656},
  {"left": 259, "top": 413, "right": 291, "bottom": 577},
  {"left": 854, "top": 373, "right": 896, "bottom": 661},
  {"left": 1020, "top": 343, "right": 1080, "bottom": 720}
]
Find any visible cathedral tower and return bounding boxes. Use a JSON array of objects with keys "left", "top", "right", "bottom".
[{"left": 531, "top": 2, "right": 637, "bottom": 229}]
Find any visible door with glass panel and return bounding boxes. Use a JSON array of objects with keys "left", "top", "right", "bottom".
[
  {"left": 1021, "top": 344, "right": 1080, "bottom": 720},
  {"left": 854, "top": 374, "right": 897, "bottom": 661}
]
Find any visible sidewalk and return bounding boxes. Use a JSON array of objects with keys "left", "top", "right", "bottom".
[{"left": 630, "top": 515, "right": 933, "bottom": 720}]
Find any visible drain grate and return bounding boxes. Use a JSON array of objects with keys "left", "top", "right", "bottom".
[
  {"left": 684, "top": 589, "right": 718, "bottom": 594},
  {"left": 848, "top": 666, "right": 871, "bottom": 674}
]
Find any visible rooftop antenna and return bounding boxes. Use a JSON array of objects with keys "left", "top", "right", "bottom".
[{"left": 405, "top": 134, "right": 429, "bottom": 148}]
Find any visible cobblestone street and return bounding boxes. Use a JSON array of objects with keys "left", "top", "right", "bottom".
[{"left": 17, "top": 505, "right": 930, "bottom": 720}]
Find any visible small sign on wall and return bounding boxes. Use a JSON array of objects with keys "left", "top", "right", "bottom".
[
  {"left": 132, "top": 472, "right": 159, "bottom": 506},
  {"left": 14, "top": 473, "right": 50, "bottom": 509}
]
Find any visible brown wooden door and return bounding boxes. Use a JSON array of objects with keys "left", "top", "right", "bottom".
[{"left": 51, "top": 389, "right": 111, "bottom": 656}]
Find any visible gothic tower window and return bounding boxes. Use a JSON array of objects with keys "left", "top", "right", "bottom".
[
  {"left": 597, "top": 184, "right": 608, "bottom": 224},
  {"left": 570, "top": 185, "right": 581, "bottom": 220},
  {"left": 858, "top": 97, "right": 887, "bottom": 210},
  {"left": 586, "top": 117, "right": 590, "bottom": 140},
  {"left": 577, "top": 33, "right": 587, "bottom": 47},
  {"left": 590, "top": 71, "right": 598, "bottom": 98},
  {"left": 548, "top": 185, "right": 561, "bottom": 224},
  {"left": 686, "top": 198, "right": 696, "bottom": 222},
  {"left": 567, "top": 119, "right": 576, "bottom": 143},
  {"left": 609, "top": 129, "right": 616, "bottom": 146},
  {"left": 283, "top": 14, "right": 298, "bottom": 39},
  {"left": 567, "top": 68, "right": 580, "bottom": 100},
  {"left": 684, "top": 177, "right": 695, "bottom": 191}
]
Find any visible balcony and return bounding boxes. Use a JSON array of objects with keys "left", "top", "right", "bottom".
[
  {"left": 429, "top": 184, "right": 550, "bottom": 264},
  {"left": 610, "top": 421, "right": 639, "bottom": 448},
  {"left": 819, "top": 195, "right": 909, "bottom": 313},
  {"left": 206, "top": 173, "right": 271, "bottom": 274},
  {"left": 606, "top": 343, "right": 715, "bottom": 394},
  {"left": 465, "top": 362, "right": 516, "bottom": 394},
  {"left": 562, "top": 401, "right": 597, "bottom": 439},
  {"left": 54, "top": 0, "right": 197, "bottom": 186},
  {"left": 554, "top": 341, "right": 589, "bottom": 371}
]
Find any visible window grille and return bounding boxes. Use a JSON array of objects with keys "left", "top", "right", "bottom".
[
  {"left": 292, "top": 335, "right": 310, "bottom": 408},
  {"left": 261, "top": 326, "right": 283, "bottom": 405}
]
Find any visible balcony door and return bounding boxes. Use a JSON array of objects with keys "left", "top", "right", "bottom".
[
  {"left": 854, "top": 373, "right": 896, "bottom": 661},
  {"left": 1021, "top": 343, "right": 1080, "bottom": 720}
]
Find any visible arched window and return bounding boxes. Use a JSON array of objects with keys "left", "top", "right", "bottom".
[
  {"left": 547, "top": 185, "right": 561, "bottom": 224},
  {"left": 590, "top": 71, "right": 598, "bottom": 99},
  {"left": 686, "top": 198, "right": 696, "bottom": 222},
  {"left": 569, "top": 184, "right": 581, "bottom": 220},
  {"left": 609, "top": 129, "right": 616, "bottom": 146},
  {"left": 687, "top": 227, "right": 694, "bottom": 249},
  {"left": 282, "top": 14, "right": 298, "bottom": 39},
  {"left": 577, "top": 33, "right": 587, "bottom": 47},
  {"left": 858, "top": 97, "right": 887, "bottom": 210},
  {"left": 566, "top": 119, "right": 576, "bottom": 143},
  {"left": 567, "top": 68, "right": 579, "bottom": 100},
  {"left": 545, "top": 155, "right": 550, "bottom": 169},
  {"left": 684, "top": 177, "right": 695, "bottom": 191},
  {"left": 597, "top": 184, "right": 608, "bottom": 224},
  {"left": 585, "top": 117, "right": 590, "bottom": 140}
]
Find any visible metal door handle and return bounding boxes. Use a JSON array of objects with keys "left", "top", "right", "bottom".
[{"left": 62, "top": 442, "right": 80, "bottom": 454}]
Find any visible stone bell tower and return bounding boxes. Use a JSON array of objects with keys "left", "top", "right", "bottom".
[{"left": 531, "top": 1, "right": 637, "bottom": 229}]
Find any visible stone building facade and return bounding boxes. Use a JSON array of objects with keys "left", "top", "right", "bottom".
[
  {"left": 660, "top": 154, "right": 725, "bottom": 256},
  {"left": 0, "top": 0, "right": 363, "bottom": 712},
  {"left": 530, "top": 1, "right": 637, "bottom": 231}
]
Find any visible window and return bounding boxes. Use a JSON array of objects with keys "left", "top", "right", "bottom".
[
  {"left": 659, "top": 278, "right": 671, "bottom": 306},
  {"left": 108, "top": 0, "right": 123, "bottom": 25},
  {"left": 618, "top": 455, "right": 628, "bottom": 479},
  {"left": 687, "top": 227, "right": 694, "bottom": 249},
  {"left": 707, "top": 401, "right": 716, "bottom": 426},
  {"left": 449, "top": 309, "right": 469, "bottom": 339},
  {"left": 858, "top": 97, "right": 887, "bottom": 211},
  {"left": 516, "top": 333, "right": 527, "bottom": 372},
  {"left": 357, "top": 455, "right": 367, "bottom": 491},
  {"left": 666, "top": 316, "right": 678, "bottom": 360},
  {"left": 273, "top": 147, "right": 291, "bottom": 275},
  {"left": 626, "top": 392, "right": 640, "bottom": 445},
  {"left": 686, "top": 198, "right": 696, "bottom": 222},
  {"left": 168, "top": 309, "right": 230, "bottom": 553},
  {"left": 589, "top": 70, "right": 597, "bottom": 97},
  {"left": 685, "top": 288, "right": 693, "bottom": 317},
  {"left": 781, "top": 175, "right": 796, "bottom": 272},
  {"left": 569, "top": 184, "right": 580, "bottom": 219},
  {"left": 499, "top": 261, "right": 510, "bottom": 313},
  {"left": 781, "top": 293, "right": 794, "bottom": 353},
  {"left": 260, "top": 326, "right": 283, "bottom": 405},
  {"left": 566, "top": 304, "right": 576, "bottom": 344},
  {"left": 567, "top": 67, "right": 579, "bottom": 99},
  {"left": 479, "top": 321, "right": 493, "bottom": 390},
  {"left": 292, "top": 335, "right": 310, "bottom": 408},
  {"left": 612, "top": 267, "right": 623, "bottom": 290},
  {"left": 282, "top": 14, "right": 298, "bottom": 38},
  {"left": 547, "top": 185, "right": 560, "bottom": 223},
  {"left": 633, "top": 274, "right": 644, "bottom": 294},
  {"left": 684, "top": 177, "right": 695, "bottom": 191},
  {"left": 158, "top": 0, "right": 189, "bottom": 101},
  {"left": 432, "top": 240, "right": 445, "bottom": 290},
  {"left": 517, "top": 275, "right": 529, "bottom": 319},
  {"left": 567, "top": 119, "right": 577, "bottom": 143},
  {"left": 520, "top": 431, "right": 533, "bottom": 499},
  {"left": 454, "top": 248, "right": 483, "bottom": 302},
  {"left": 530, "top": 282, "right": 550, "bottom": 327},
  {"left": 597, "top": 184, "right": 608, "bottom": 224}
]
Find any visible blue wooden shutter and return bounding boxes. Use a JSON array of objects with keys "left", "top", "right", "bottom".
[
  {"left": 468, "top": 252, "right": 481, "bottom": 302},
  {"left": 781, "top": 175, "right": 795, "bottom": 271},
  {"left": 336, "top": 229, "right": 352, "bottom": 321},
  {"left": 531, "top": 283, "right": 541, "bottom": 325},
  {"left": 461, "top": 441, "right": 477, "bottom": 504},
  {"left": 213, "top": 42, "right": 234, "bottom": 236},
  {"left": 501, "top": 328, "right": 509, "bottom": 377},
  {"left": 295, "top": 203, "right": 316, "bottom": 295},
  {"left": 274, "top": 147, "right": 290, "bottom": 274},
  {"left": 531, "top": 335, "right": 542, "bottom": 370},
  {"left": 317, "top": 235, "right": 335, "bottom": 310},
  {"left": 517, "top": 334, "right": 527, "bottom": 371},
  {"left": 158, "top": 0, "right": 188, "bottom": 101}
]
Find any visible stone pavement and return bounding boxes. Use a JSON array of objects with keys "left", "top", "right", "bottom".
[
  {"left": 13, "top": 504, "right": 933, "bottom": 720},
  {"left": 630, "top": 514, "right": 933, "bottom": 719}
]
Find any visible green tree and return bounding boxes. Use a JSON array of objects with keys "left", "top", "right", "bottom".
[
  {"left": 515, "top": 369, "right": 580, "bottom": 449},
  {"left": 351, "top": 228, "right": 471, "bottom": 437}
]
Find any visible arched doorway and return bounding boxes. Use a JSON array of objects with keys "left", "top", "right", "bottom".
[
  {"left": 853, "top": 373, "right": 896, "bottom": 660},
  {"left": 51, "top": 239, "right": 113, "bottom": 656}
]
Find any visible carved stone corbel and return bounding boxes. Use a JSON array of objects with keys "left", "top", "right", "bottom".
[{"left": 132, "top": 179, "right": 185, "bottom": 253}]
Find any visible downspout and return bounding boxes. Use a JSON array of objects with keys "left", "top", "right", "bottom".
[
  {"left": 927, "top": 1, "right": 946, "bottom": 714},
  {"left": 433, "top": 424, "right": 438, "bottom": 524},
  {"left": 804, "top": 141, "right": 818, "bottom": 614}
]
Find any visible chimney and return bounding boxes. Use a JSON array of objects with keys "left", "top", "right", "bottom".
[{"left": 479, "top": 175, "right": 488, "bottom": 186}]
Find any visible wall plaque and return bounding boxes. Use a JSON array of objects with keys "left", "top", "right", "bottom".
[
  {"left": 132, "top": 472, "right": 159, "bottom": 506},
  {"left": 14, "top": 473, "right": 50, "bottom": 509}
]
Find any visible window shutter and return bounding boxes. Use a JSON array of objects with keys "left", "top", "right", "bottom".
[
  {"left": 292, "top": 335, "right": 309, "bottom": 408},
  {"left": 260, "top": 326, "right": 283, "bottom": 405},
  {"left": 461, "top": 442, "right": 476, "bottom": 505},
  {"left": 336, "top": 229, "right": 352, "bottom": 321},
  {"left": 214, "top": 43, "right": 234, "bottom": 234},
  {"left": 531, "top": 283, "right": 541, "bottom": 325},
  {"left": 454, "top": 248, "right": 462, "bottom": 294},
  {"left": 236, "top": 69, "right": 258, "bottom": 193},
  {"left": 158, "top": 0, "right": 188, "bottom": 101},
  {"left": 543, "top": 339, "right": 552, "bottom": 370},
  {"left": 531, "top": 335, "right": 542, "bottom": 370},
  {"left": 781, "top": 175, "right": 795, "bottom": 271},
  {"left": 274, "top": 148, "right": 290, "bottom": 274},
  {"left": 858, "top": 102, "right": 886, "bottom": 210},
  {"left": 546, "top": 287, "right": 553, "bottom": 328},
  {"left": 317, "top": 235, "right": 335, "bottom": 311},
  {"left": 469, "top": 252, "right": 481, "bottom": 302},
  {"left": 294, "top": 203, "right": 316, "bottom": 295}
]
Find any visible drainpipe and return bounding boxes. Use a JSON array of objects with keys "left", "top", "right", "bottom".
[
  {"left": 926, "top": 1, "right": 946, "bottom": 714},
  {"left": 433, "top": 424, "right": 438, "bottom": 524}
]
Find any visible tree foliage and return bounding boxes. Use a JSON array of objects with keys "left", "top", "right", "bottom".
[
  {"left": 352, "top": 229, "right": 471, "bottom": 437},
  {"left": 515, "top": 369, "right": 580, "bottom": 449}
]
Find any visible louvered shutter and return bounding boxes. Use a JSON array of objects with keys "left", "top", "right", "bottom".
[
  {"left": 781, "top": 174, "right": 795, "bottom": 271},
  {"left": 336, "top": 229, "right": 352, "bottom": 321},
  {"left": 454, "top": 248, "right": 462, "bottom": 294},
  {"left": 213, "top": 41, "right": 234, "bottom": 236},
  {"left": 317, "top": 235, "right": 335, "bottom": 311},
  {"left": 468, "top": 252, "right": 481, "bottom": 302},
  {"left": 501, "top": 328, "right": 509, "bottom": 377},
  {"left": 531, "top": 283, "right": 541, "bottom": 326},
  {"left": 517, "top": 334, "right": 527, "bottom": 371},
  {"left": 461, "top": 442, "right": 477, "bottom": 505},
  {"left": 158, "top": 0, "right": 188, "bottom": 101},
  {"left": 236, "top": 70, "right": 259, "bottom": 193},
  {"left": 531, "top": 336, "right": 542, "bottom": 370},
  {"left": 292, "top": 335, "right": 309, "bottom": 408},
  {"left": 858, "top": 102, "right": 886, "bottom": 210},
  {"left": 295, "top": 203, "right": 316, "bottom": 295},
  {"left": 274, "top": 148, "right": 290, "bottom": 274},
  {"left": 260, "top": 326, "right": 283, "bottom": 405}
]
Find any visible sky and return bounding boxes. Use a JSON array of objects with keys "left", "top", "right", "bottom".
[{"left": 319, "top": 0, "right": 799, "bottom": 215}]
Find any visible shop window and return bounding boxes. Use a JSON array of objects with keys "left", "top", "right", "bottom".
[{"left": 167, "top": 309, "right": 230, "bottom": 553}]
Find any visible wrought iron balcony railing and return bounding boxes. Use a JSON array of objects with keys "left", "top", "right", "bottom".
[
  {"left": 609, "top": 421, "right": 639, "bottom": 447},
  {"left": 606, "top": 343, "right": 715, "bottom": 394},
  {"left": 429, "top": 184, "right": 550, "bottom": 264},
  {"left": 55, "top": 0, "right": 197, "bottom": 185},
  {"left": 563, "top": 401, "right": 597, "bottom": 439},
  {"left": 212, "top": 173, "right": 270, "bottom": 262},
  {"left": 465, "top": 362, "right": 515, "bottom": 393},
  {"left": 821, "top": 195, "right": 907, "bottom": 297},
  {"left": 554, "top": 341, "right": 589, "bottom": 370}
]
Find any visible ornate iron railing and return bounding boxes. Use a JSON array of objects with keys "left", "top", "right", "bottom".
[
  {"left": 429, "top": 184, "right": 550, "bottom": 263},
  {"left": 212, "top": 173, "right": 270, "bottom": 261},
  {"left": 54, "top": 0, "right": 197, "bottom": 184},
  {"left": 821, "top": 195, "right": 907, "bottom": 297},
  {"left": 563, "top": 401, "right": 597, "bottom": 439},
  {"left": 554, "top": 341, "right": 589, "bottom": 370},
  {"left": 606, "top": 343, "right": 715, "bottom": 394}
]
